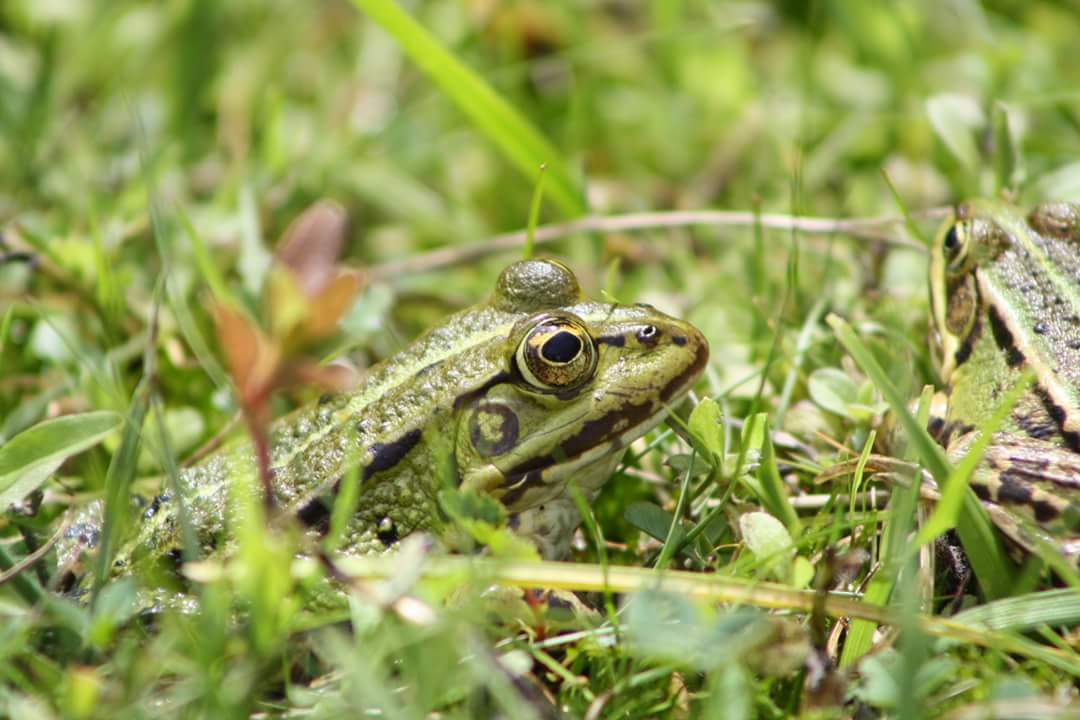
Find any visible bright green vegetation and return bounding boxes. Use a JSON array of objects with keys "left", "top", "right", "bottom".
[{"left": 2, "top": 1, "right": 1080, "bottom": 718}]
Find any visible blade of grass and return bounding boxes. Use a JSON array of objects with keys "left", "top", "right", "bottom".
[
  {"left": 91, "top": 377, "right": 150, "bottom": 602},
  {"left": 915, "top": 371, "right": 1032, "bottom": 547},
  {"left": 179, "top": 208, "right": 236, "bottom": 308},
  {"left": 849, "top": 428, "right": 876, "bottom": 516},
  {"left": 953, "top": 588, "right": 1080, "bottom": 632},
  {"left": 0, "top": 541, "right": 87, "bottom": 634},
  {"left": 992, "top": 102, "right": 1017, "bottom": 194},
  {"left": 655, "top": 450, "right": 695, "bottom": 571},
  {"left": 89, "top": 198, "right": 123, "bottom": 340},
  {"left": 828, "top": 314, "right": 1015, "bottom": 599},
  {"left": 882, "top": 170, "right": 930, "bottom": 248},
  {"left": 325, "top": 465, "right": 362, "bottom": 553},
  {"left": 0, "top": 538, "right": 47, "bottom": 606},
  {"left": 841, "top": 436, "right": 923, "bottom": 667},
  {"left": 335, "top": 556, "right": 1080, "bottom": 677},
  {"left": 523, "top": 164, "right": 546, "bottom": 259},
  {"left": 747, "top": 198, "right": 768, "bottom": 345},
  {"left": 751, "top": 413, "right": 801, "bottom": 536},
  {"left": 0, "top": 304, "right": 13, "bottom": 354},
  {"left": 569, "top": 482, "right": 618, "bottom": 621},
  {"left": 350, "top": 0, "right": 584, "bottom": 217},
  {"left": 775, "top": 296, "right": 828, "bottom": 429},
  {"left": 150, "top": 390, "right": 199, "bottom": 563},
  {"left": 138, "top": 106, "right": 229, "bottom": 391}
]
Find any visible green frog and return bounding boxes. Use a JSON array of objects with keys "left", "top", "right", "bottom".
[
  {"left": 59, "top": 258, "right": 708, "bottom": 580},
  {"left": 928, "top": 199, "right": 1080, "bottom": 563}
]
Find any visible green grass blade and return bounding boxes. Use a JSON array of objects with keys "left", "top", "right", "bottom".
[
  {"left": 755, "top": 414, "right": 801, "bottom": 536},
  {"left": 992, "top": 102, "right": 1017, "bottom": 194},
  {"left": 92, "top": 379, "right": 150, "bottom": 600},
  {"left": 915, "top": 371, "right": 1032, "bottom": 547},
  {"left": 841, "top": 443, "right": 921, "bottom": 667},
  {"left": 881, "top": 169, "right": 930, "bottom": 248},
  {"left": 655, "top": 450, "right": 695, "bottom": 571},
  {"left": 839, "top": 564, "right": 895, "bottom": 668},
  {"left": 523, "top": 164, "right": 547, "bottom": 259},
  {"left": 179, "top": 208, "right": 235, "bottom": 307},
  {"left": 350, "top": 0, "right": 584, "bottom": 218},
  {"left": 954, "top": 588, "right": 1080, "bottom": 632},
  {"left": 828, "top": 314, "right": 1015, "bottom": 599},
  {"left": 150, "top": 393, "right": 200, "bottom": 563},
  {"left": 0, "top": 305, "right": 13, "bottom": 354}
]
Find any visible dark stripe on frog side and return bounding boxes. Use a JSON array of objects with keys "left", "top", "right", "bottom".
[
  {"left": 994, "top": 470, "right": 1064, "bottom": 524},
  {"left": 986, "top": 300, "right": 1080, "bottom": 450},
  {"left": 988, "top": 305, "right": 1025, "bottom": 368},
  {"left": 1011, "top": 386, "right": 1080, "bottom": 449},
  {"left": 364, "top": 428, "right": 424, "bottom": 479},
  {"left": 935, "top": 420, "right": 975, "bottom": 449},
  {"left": 503, "top": 398, "right": 660, "bottom": 482},
  {"left": 1034, "top": 386, "right": 1080, "bottom": 452},
  {"left": 953, "top": 312, "right": 982, "bottom": 367},
  {"left": 296, "top": 428, "right": 425, "bottom": 530},
  {"left": 296, "top": 497, "right": 332, "bottom": 531}
]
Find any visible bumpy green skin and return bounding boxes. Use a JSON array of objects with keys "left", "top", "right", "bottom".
[
  {"left": 60, "top": 259, "right": 708, "bottom": 578},
  {"left": 929, "top": 200, "right": 1080, "bottom": 560}
]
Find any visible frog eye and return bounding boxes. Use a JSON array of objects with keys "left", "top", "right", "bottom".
[
  {"left": 514, "top": 316, "right": 597, "bottom": 392},
  {"left": 941, "top": 221, "right": 970, "bottom": 270}
]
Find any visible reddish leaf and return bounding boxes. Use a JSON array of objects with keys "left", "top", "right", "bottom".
[
  {"left": 213, "top": 304, "right": 280, "bottom": 406},
  {"left": 276, "top": 200, "right": 350, "bottom": 297},
  {"left": 304, "top": 271, "right": 364, "bottom": 341}
]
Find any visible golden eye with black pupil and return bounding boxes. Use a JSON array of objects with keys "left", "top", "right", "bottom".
[
  {"left": 542, "top": 330, "right": 582, "bottom": 362},
  {"left": 515, "top": 316, "right": 597, "bottom": 392}
]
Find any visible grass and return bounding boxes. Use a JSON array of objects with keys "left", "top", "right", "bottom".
[{"left": 2, "top": 0, "right": 1080, "bottom": 717}]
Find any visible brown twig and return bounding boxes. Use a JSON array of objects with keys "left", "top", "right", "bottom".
[
  {"left": 0, "top": 523, "right": 66, "bottom": 588},
  {"left": 365, "top": 207, "right": 948, "bottom": 281}
]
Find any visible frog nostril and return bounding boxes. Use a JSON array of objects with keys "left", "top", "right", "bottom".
[{"left": 637, "top": 325, "right": 660, "bottom": 344}]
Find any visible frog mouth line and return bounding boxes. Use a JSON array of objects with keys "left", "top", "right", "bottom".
[{"left": 497, "top": 341, "right": 708, "bottom": 507}]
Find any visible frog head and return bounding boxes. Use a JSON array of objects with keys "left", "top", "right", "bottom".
[
  {"left": 455, "top": 259, "right": 709, "bottom": 512},
  {"left": 929, "top": 201, "right": 1014, "bottom": 382}
]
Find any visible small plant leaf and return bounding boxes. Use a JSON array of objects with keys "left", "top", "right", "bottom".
[
  {"left": 688, "top": 397, "right": 724, "bottom": 459},
  {"left": 275, "top": 200, "right": 349, "bottom": 296},
  {"left": 625, "top": 501, "right": 687, "bottom": 546},
  {"left": 0, "top": 411, "right": 121, "bottom": 510},
  {"left": 807, "top": 367, "right": 859, "bottom": 417},
  {"left": 739, "top": 511, "right": 793, "bottom": 581}
]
